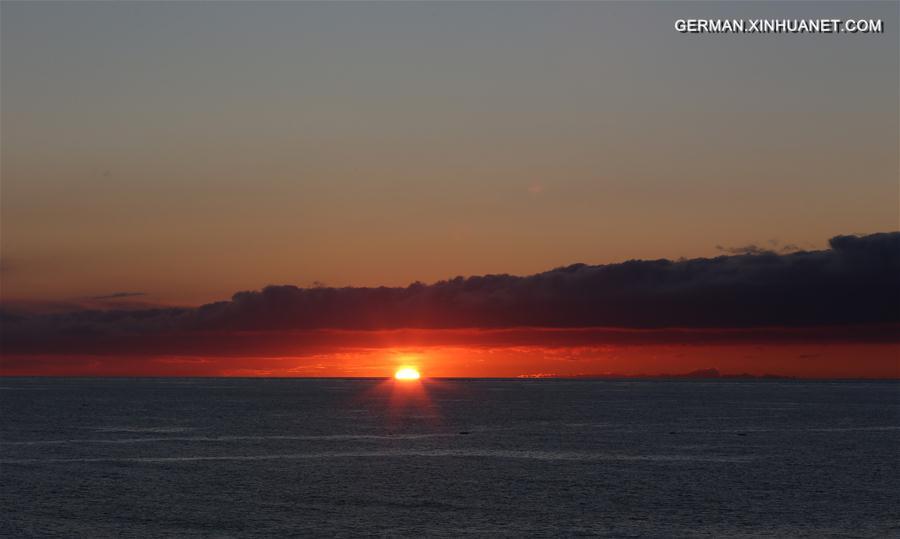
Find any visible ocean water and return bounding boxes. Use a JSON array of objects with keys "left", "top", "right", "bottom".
[{"left": 1, "top": 378, "right": 898, "bottom": 537}]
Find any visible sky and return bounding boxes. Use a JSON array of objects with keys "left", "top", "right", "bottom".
[{"left": 1, "top": 1, "right": 898, "bottom": 378}]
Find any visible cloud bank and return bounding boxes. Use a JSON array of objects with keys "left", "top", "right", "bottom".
[{"left": 1, "top": 232, "right": 898, "bottom": 357}]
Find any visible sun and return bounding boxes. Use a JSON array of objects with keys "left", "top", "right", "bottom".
[{"left": 394, "top": 367, "right": 421, "bottom": 380}]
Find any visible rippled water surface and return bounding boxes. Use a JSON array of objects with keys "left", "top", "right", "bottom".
[{"left": 1, "top": 378, "right": 898, "bottom": 537}]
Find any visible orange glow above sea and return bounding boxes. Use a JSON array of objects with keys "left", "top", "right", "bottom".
[{"left": 1, "top": 330, "right": 897, "bottom": 379}]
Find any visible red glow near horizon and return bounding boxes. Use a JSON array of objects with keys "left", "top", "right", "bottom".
[{"left": 1, "top": 328, "right": 897, "bottom": 379}]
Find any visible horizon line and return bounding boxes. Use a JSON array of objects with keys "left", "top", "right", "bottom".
[{"left": 3, "top": 375, "right": 898, "bottom": 381}]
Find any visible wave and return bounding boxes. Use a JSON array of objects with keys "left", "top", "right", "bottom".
[
  {"left": 0, "top": 449, "right": 758, "bottom": 464},
  {"left": 0, "top": 433, "right": 460, "bottom": 446}
]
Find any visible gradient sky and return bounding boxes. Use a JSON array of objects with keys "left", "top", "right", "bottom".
[{"left": 2, "top": 1, "right": 897, "bottom": 307}]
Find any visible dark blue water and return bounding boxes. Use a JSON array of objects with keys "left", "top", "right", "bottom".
[{"left": 1, "top": 378, "right": 898, "bottom": 537}]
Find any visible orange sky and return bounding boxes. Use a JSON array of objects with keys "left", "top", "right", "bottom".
[{"left": 2, "top": 2, "right": 897, "bottom": 306}]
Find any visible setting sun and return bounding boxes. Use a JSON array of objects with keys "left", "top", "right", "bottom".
[{"left": 394, "top": 367, "right": 421, "bottom": 380}]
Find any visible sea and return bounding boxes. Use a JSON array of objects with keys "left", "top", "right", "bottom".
[{"left": 1, "top": 378, "right": 898, "bottom": 537}]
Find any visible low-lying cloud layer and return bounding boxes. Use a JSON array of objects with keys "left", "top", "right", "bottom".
[{"left": 2, "top": 232, "right": 898, "bottom": 357}]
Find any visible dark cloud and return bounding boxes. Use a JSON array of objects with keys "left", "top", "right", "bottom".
[
  {"left": 1, "top": 232, "right": 898, "bottom": 356},
  {"left": 90, "top": 292, "right": 148, "bottom": 300},
  {"left": 716, "top": 239, "right": 802, "bottom": 255},
  {"left": 0, "top": 297, "right": 164, "bottom": 315},
  {"left": 715, "top": 244, "right": 773, "bottom": 256}
]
